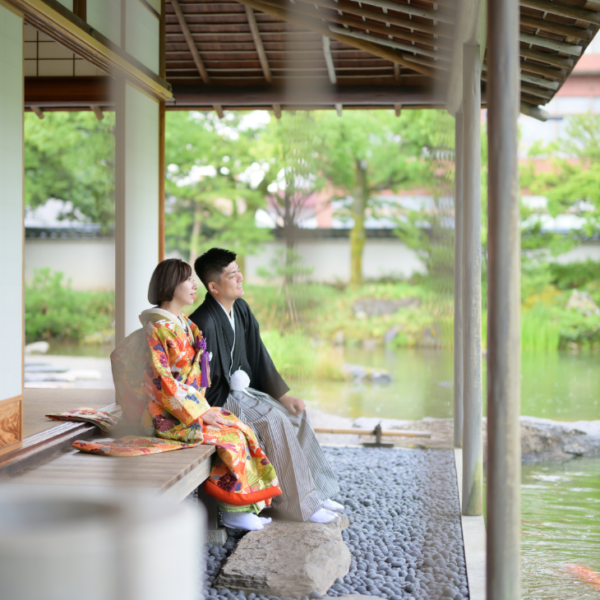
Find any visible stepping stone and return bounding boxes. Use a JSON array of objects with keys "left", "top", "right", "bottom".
[{"left": 216, "top": 515, "right": 351, "bottom": 597}]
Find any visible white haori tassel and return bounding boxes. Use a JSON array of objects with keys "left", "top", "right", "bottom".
[{"left": 230, "top": 369, "right": 251, "bottom": 391}]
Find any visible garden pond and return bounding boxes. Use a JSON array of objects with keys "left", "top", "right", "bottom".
[{"left": 293, "top": 348, "right": 600, "bottom": 599}]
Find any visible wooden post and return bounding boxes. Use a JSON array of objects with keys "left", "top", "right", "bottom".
[
  {"left": 454, "top": 110, "right": 464, "bottom": 449},
  {"left": 487, "top": 0, "right": 521, "bottom": 596},
  {"left": 461, "top": 43, "right": 483, "bottom": 517}
]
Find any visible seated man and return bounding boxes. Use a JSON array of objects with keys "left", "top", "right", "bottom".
[{"left": 189, "top": 248, "right": 343, "bottom": 523}]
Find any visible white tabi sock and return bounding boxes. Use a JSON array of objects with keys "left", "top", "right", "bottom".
[
  {"left": 221, "top": 511, "right": 265, "bottom": 531},
  {"left": 323, "top": 499, "right": 345, "bottom": 512},
  {"left": 259, "top": 516, "right": 272, "bottom": 525},
  {"left": 309, "top": 508, "right": 338, "bottom": 524}
]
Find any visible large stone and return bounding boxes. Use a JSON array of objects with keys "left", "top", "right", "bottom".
[{"left": 215, "top": 515, "right": 351, "bottom": 597}]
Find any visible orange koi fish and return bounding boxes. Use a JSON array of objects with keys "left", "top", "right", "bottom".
[{"left": 564, "top": 564, "right": 600, "bottom": 590}]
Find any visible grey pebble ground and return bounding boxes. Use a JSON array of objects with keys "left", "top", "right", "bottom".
[{"left": 204, "top": 447, "right": 468, "bottom": 600}]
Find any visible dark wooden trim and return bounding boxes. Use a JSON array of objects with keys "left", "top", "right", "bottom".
[
  {"left": 72, "top": 0, "right": 86, "bottom": 22},
  {"left": 25, "top": 76, "right": 112, "bottom": 106},
  {"left": 170, "top": 84, "right": 439, "bottom": 106},
  {"left": 0, "top": 403, "right": 120, "bottom": 478}
]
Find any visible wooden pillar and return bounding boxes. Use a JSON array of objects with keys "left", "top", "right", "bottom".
[
  {"left": 0, "top": 5, "right": 24, "bottom": 456},
  {"left": 159, "top": 102, "right": 165, "bottom": 263},
  {"left": 487, "top": 0, "right": 521, "bottom": 596},
  {"left": 461, "top": 43, "right": 483, "bottom": 517},
  {"left": 115, "top": 79, "right": 160, "bottom": 343},
  {"left": 454, "top": 111, "right": 464, "bottom": 449}
]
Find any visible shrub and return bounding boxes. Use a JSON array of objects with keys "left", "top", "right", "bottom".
[
  {"left": 261, "top": 330, "right": 344, "bottom": 380},
  {"left": 550, "top": 259, "right": 600, "bottom": 290},
  {"left": 25, "top": 268, "right": 114, "bottom": 343}
]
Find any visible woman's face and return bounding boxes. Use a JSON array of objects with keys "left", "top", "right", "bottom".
[{"left": 173, "top": 274, "right": 198, "bottom": 307}]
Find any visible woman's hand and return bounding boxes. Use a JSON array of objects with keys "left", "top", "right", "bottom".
[{"left": 201, "top": 409, "right": 228, "bottom": 429}]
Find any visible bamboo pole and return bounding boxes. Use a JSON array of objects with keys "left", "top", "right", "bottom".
[
  {"left": 462, "top": 42, "right": 483, "bottom": 517},
  {"left": 313, "top": 428, "right": 431, "bottom": 438},
  {"left": 487, "top": 0, "right": 522, "bottom": 596}
]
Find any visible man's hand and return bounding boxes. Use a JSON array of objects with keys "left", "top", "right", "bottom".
[
  {"left": 279, "top": 394, "right": 306, "bottom": 416},
  {"left": 201, "top": 409, "right": 228, "bottom": 429}
]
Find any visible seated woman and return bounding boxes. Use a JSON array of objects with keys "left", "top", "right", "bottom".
[{"left": 139, "top": 258, "right": 281, "bottom": 531}]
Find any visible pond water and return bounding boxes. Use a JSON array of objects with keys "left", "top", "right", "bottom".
[
  {"left": 293, "top": 347, "right": 600, "bottom": 422},
  {"left": 293, "top": 348, "right": 600, "bottom": 599},
  {"left": 520, "top": 458, "right": 600, "bottom": 599}
]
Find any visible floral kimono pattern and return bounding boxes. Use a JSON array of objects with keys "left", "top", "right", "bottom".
[{"left": 136, "top": 308, "right": 281, "bottom": 506}]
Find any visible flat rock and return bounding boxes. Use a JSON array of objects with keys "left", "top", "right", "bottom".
[{"left": 215, "top": 514, "right": 351, "bottom": 597}]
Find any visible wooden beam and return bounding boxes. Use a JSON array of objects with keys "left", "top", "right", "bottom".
[
  {"left": 233, "top": 0, "right": 439, "bottom": 78},
  {"left": 72, "top": 0, "right": 86, "bottom": 22},
  {"left": 344, "top": 0, "right": 455, "bottom": 25},
  {"left": 323, "top": 35, "right": 337, "bottom": 85},
  {"left": 520, "top": 101, "right": 549, "bottom": 121},
  {"left": 335, "top": 103, "right": 343, "bottom": 116},
  {"left": 328, "top": 25, "right": 448, "bottom": 62},
  {"left": 272, "top": 103, "right": 281, "bottom": 118},
  {"left": 25, "top": 76, "right": 111, "bottom": 107},
  {"left": 91, "top": 105, "right": 104, "bottom": 120},
  {"left": 520, "top": 32, "right": 582, "bottom": 56},
  {"left": 518, "top": 59, "right": 566, "bottom": 80},
  {"left": 519, "top": 46, "right": 574, "bottom": 68},
  {"left": 213, "top": 104, "right": 224, "bottom": 118},
  {"left": 520, "top": 15, "right": 593, "bottom": 42},
  {"left": 294, "top": 0, "right": 445, "bottom": 38},
  {"left": 394, "top": 103, "right": 401, "bottom": 116},
  {"left": 170, "top": 0, "right": 210, "bottom": 83},
  {"left": 171, "top": 84, "right": 439, "bottom": 106},
  {"left": 245, "top": 5, "right": 272, "bottom": 83},
  {"left": 261, "top": 0, "right": 452, "bottom": 48},
  {"left": 520, "top": 0, "right": 600, "bottom": 26},
  {"left": 7, "top": 0, "right": 171, "bottom": 101},
  {"left": 32, "top": 106, "right": 44, "bottom": 119},
  {"left": 446, "top": 0, "right": 487, "bottom": 116}
]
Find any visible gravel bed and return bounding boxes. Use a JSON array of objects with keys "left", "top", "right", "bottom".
[{"left": 204, "top": 447, "right": 468, "bottom": 600}]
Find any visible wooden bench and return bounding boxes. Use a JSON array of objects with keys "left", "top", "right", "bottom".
[{"left": 1, "top": 402, "right": 227, "bottom": 544}]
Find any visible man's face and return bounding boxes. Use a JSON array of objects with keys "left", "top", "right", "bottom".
[{"left": 209, "top": 261, "right": 244, "bottom": 301}]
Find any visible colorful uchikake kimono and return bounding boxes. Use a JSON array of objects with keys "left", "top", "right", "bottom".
[{"left": 115, "top": 308, "right": 281, "bottom": 508}]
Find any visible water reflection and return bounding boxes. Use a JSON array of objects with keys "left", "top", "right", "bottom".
[{"left": 296, "top": 348, "right": 600, "bottom": 421}]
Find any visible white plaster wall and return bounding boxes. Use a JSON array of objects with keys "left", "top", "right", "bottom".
[
  {"left": 245, "top": 239, "right": 426, "bottom": 284},
  {"left": 554, "top": 241, "right": 600, "bottom": 264},
  {"left": 126, "top": 0, "right": 160, "bottom": 73},
  {"left": 0, "top": 8, "right": 23, "bottom": 401},
  {"left": 122, "top": 84, "right": 159, "bottom": 336},
  {"left": 25, "top": 239, "right": 115, "bottom": 291},
  {"left": 87, "top": 0, "right": 121, "bottom": 46}
]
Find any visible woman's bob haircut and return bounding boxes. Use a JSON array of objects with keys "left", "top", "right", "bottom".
[{"left": 148, "top": 259, "right": 193, "bottom": 305}]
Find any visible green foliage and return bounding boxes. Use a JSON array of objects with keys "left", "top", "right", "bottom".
[
  {"left": 165, "top": 111, "right": 271, "bottom": 262},
  {"left": 25, "top": 269, "right": 114, "bottom": 343},
  {"left": 25, "top": 112, "right": 115, "bottom": 231},
  {"left": 520, "top": 113, "right": 600, "bottom": 242},
  {"left": 549, "top": 259, "right": 600, "bottom": 290}
]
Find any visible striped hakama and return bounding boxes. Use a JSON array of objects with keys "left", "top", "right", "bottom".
[{"left": 224, "top": 388, "right": 340, "bottom": 522}]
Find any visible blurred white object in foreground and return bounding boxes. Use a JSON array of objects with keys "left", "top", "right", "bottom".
[{"left": 0, "top": 485, "right": 204, "bottom": 600}]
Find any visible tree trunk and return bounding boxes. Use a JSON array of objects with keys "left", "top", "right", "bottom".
[
  {"left": 350, "top": 159, "right": 368, "bottom": 289},
  {"left": 189, "top": 200, "right": 202, "bottom": 265},
  {"left": 283, "top": 191, "right": 295, "bottom": 286}
]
